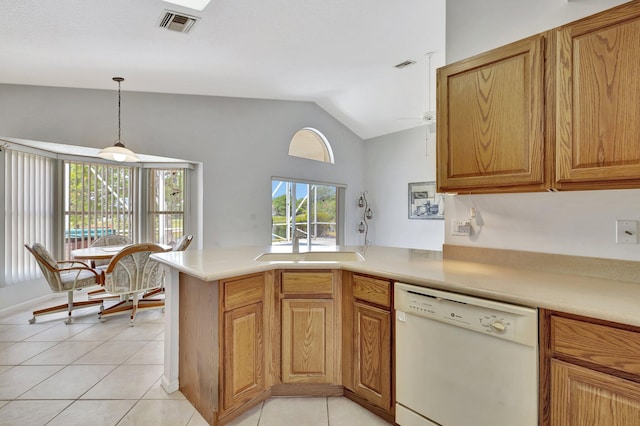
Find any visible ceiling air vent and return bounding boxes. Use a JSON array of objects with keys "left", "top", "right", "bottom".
[
  {"left": 394, "top": 60, "right": 416, "bottom": 69},
  {"left": 158, "top": 10, "right": 199, "bottom": 33}
]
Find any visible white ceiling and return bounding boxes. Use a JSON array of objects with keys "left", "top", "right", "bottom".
[{"left": 0, "top": 0, "right": 446, "bottom": 140}]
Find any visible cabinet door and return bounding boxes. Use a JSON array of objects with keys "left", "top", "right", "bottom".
[
  {"left": 281, "top": 299, "right": 335, "bottom": 384},
  {"left": 551, "top": 359, "right": 640, "bottom": 425},
  {"left": 353, "top": 302, "right": 391, "bottom": 411},
  {"left": 437, "top": 34, "right": 546, "bottom": 193},
  {"left": 555, "top": 2, "right": 640, "bottom": 188},
  {"left": 222, "top": 302, "right": 265, "bottom": 410}
]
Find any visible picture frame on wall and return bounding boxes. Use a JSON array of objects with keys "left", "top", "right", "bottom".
[{"left": 408, "top": 181, "right": 444, "bottom": 220}]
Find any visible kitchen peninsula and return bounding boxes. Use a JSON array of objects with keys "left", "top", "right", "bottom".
[{"left": 152, "top": 245, "right": 640, "bottom": 425}]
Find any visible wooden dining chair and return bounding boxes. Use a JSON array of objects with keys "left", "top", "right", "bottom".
[
  {"left": 85, "top": 235, "right": 133, "bottom": 300},
  {"left": 142, "top": 234, "right": 193, "bottom": 300},
  {"left": 172, "top": 234, "right": 193, "bottom": 252},
  {"left": 24, "top": 243, "right": 104, "bottom": 324},
  {"left": 90, "top": 235, "right": 132, "bottom": 267},
  {"left": 99, "top": 243, "right": 166, "bottom": 326}
]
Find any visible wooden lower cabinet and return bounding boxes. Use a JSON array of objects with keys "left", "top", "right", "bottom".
[
  {"left": 179, "top": 273, "right": 218, "bottom": 425},
  {"left": 209, "top": 269, "right": 396, "bottom": 424},
  {"left": 353, "top": 301, "right": 391, "bottom": 411},
  {"left": 342, "top": 272, "right": 394, "bottom": 421},
  {"left": 541, "top": 309, "right": 640, "bottom": 426},
  {"left": 551, "top": 359, "right": 640, "bottom": 425},
  {"left": 281, "top": 299, "right": 335, "bottom": 384},
  {"left": 218, "top": 272, "right": 272, "bottom": 424},
  {"left": 222, "top": 302, "right": 264, "bottom": 410}
]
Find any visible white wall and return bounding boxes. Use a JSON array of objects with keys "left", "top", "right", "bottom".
[
  {"left": 364, "top": 126, "right": 444, "bottom": 251},
  {"left": 0, "top": 83, "right": 366, "bottom": 307},
  {"left": 444, "top": 0, "right": 640, "bottom": 261},
  {"left": 0, "top": 84, "right": 365, "bottom": 247},
  {"left": 446, "top": 0, "right": 630, "bottom": 63},
  {"left": 447, "top": 190, "right": 640, "bottom": 260}
]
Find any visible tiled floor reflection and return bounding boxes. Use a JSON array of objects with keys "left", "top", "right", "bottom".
[{"left": 0, "top": 292, "right": 392, "bottom": 426}]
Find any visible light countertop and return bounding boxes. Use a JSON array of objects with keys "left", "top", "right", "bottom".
[{"left": 152, "top": 245, "right": 640, "bottom": 327}]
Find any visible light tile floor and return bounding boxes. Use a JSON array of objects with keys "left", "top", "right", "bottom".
[{"left": 0, "top": 292, "right": 392, "bottom": 426}]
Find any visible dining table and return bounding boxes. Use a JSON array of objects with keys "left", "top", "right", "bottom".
[{"left": 71, "top": 244, "right": 172, "bottom": 262}]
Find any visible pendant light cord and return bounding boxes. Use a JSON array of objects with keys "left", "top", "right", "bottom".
[
  {"left": 113, "top": 77, "right": 124, "bottom": 145},
  {"left": 117, "top": 79, "right": 121, "bottom": 142},
  {"left": 98, "top": 76, "right": 139, "bottom": 162}
]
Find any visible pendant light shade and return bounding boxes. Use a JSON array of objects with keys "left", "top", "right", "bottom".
[
  {"left": 98, "top": 143, "right": 140, "bottom": 162},
  {"left": 98, "top": 77, "right": 140, "bottom": 162}
]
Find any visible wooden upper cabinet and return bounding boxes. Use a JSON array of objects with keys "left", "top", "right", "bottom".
[
  {"left": 555, "top": 2, "right": 640, "bottom": 189},
  {"left": 437, "top": 1, "right": 640, "bottom": 193},
  {"left": 437, "top": 34, "right": 546, "bottom": 193}
]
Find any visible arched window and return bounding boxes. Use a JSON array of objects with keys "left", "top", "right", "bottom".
[{"left": 288, "top": 128, "right": 334, "bottom": 164}]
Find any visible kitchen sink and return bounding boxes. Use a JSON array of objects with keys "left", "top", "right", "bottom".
[{"left": 255, "top": 251, "right": 364, "bottom": 263}]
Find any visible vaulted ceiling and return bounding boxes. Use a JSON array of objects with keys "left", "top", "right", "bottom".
[{"left": 0, "top": 0, "right": 446, "bottom": 140}]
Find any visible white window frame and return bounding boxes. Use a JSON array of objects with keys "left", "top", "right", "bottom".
[
  {"left": 147, "top": 168, "right": 187, "bottom": 246},
  {"left": 288, "top": 127, "right": 335, "bottom": 164},
  {"left": 271, "top": 176, "right": 345, "bottom": 248},
  {"left": 1, "top": 137, "right": 202, "bottom": 287}
]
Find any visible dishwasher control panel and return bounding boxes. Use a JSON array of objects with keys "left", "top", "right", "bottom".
[{"left": 395, "top": 282, "right": 538, "bottom": 347}]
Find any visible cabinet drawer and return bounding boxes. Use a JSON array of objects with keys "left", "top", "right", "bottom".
[
  {"left": 353, "top": 275, "right": 391, "bottom": 308},
  {"left": 281, "top": 272, "right": 333, "bottom": 295},
  {"left": 551, "top": 316, "right": 640, "bottom": 376},
  {"left": 223, "top": 273, "right": 264, "bottom": 310}
]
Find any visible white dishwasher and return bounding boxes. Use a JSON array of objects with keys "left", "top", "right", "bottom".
[{"left": 395, "top": 282, "right": 538, "bottom": 426}]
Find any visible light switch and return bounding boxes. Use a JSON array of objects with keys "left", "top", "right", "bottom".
[{"left": 616, "top": 220, "right": 638, "bottom": 244}]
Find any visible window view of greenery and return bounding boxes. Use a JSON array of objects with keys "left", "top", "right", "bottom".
[
  {"left": 272, "top": 180, "right": 337, "bottom": 247},
  {"left": 150, "top": 169, "right": 184, "bottom": 246},
  {"left": 64, "top": 162, "right": 133, "bottom": 258}
]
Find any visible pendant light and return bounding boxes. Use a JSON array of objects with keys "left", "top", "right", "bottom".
[{"left": 98, "top": 77, "right": 140, "bottom": 162}]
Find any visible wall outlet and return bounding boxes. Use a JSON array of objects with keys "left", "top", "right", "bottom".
[
  {"left": 616, "top": 220, "right": 638, "bottom": 244},
  {"left": 451, "top": 219, "right": 471, "bottom": 236}
]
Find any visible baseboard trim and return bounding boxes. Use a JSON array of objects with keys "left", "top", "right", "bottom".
[
  {"left": 217, "top": 389, "right": 271, "bottom": 426},
  {"left": 160, "top": 376, "right": 179, "bottom": 394},
  {"left": 343, "top": 389, "right": 395, "bottom": 424},
  {"left": 270, "top": 383, "right": 344, "bottom": 397}
]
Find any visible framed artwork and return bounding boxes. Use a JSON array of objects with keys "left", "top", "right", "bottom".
[{"left": 408, "top": 181, "right": 444, "bottom": 220}]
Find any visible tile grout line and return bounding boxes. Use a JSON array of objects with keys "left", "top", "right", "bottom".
[
  {"left": 0, "top": 307, "right": 171, "bottom": 425},
  {"left": 256, "top": 400, "right": 265, "bottom": 426},
  {"left": 3, "top": 299, "right": 391, "bottom": 426},
  {"left": 325, "top": 396, "right": 330, "bottom": 426}
]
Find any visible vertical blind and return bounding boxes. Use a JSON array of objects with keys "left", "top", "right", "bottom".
[
  {"left": 4, "top": 150, "right": 55, "bottom": 285},
  {"left": 63, "top": 162, "right": 136, "bottom": 259},
  {"left": 3, "top": 152, "right": 186, "bottom": 286}
]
